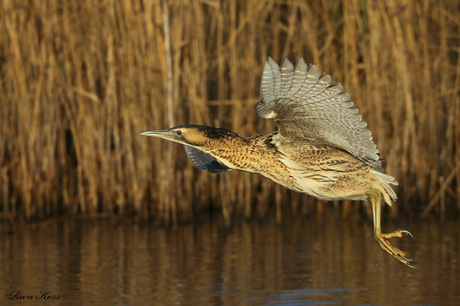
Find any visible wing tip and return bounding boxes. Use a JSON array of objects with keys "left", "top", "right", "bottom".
[
  {"left": 267, "top": 56, "right": 278, "bottom": 67},
  {"left": 281, "top": 57, "right": 293, "bottom": 69}
]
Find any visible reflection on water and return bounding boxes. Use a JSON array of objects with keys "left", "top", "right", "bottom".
[{"left": 1, "top": 214, "right": 459, "bottom": 304}]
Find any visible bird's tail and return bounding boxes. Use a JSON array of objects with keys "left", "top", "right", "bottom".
[{"left": 371, "top": 169, "right": 398, "bottom": 206}]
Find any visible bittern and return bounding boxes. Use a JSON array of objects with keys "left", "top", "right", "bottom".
[{"left": 141, "top": 57, "right": 414, "bottom": 266}]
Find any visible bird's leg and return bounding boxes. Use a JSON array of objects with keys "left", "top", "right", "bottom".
[{"left": 368, "top": 189, "right": 415, "bottom": 267}]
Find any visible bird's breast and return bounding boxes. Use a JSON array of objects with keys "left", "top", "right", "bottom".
[{"left": 209, "top": 143, "right": 298, "bottom": 189}]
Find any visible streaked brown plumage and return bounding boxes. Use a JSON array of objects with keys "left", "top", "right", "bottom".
[{"left": 141, "top": 57, "right": 414, "bottom": 267}]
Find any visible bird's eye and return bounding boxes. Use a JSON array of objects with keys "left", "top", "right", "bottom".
[{"left": 176, "top": 130, "right": 182, "bottom": 135}]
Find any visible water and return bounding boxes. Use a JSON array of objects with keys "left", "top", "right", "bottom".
[{"left": 1, "top": 214, "right": 459, "bottom": 305}]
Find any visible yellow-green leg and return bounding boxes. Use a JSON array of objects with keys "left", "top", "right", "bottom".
[{"left": 368, "top": 189, "right": 415, "bottom": 267}]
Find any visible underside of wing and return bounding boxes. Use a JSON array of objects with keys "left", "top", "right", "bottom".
[
  {"left": 256, "top": 57, "right": 382, "bottom": 170},
  {"left": 184, "top": 145, "right": 230, "bottom": 173}
]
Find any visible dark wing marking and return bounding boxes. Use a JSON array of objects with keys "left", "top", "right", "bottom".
[{"left": 184, "top": 146, "right": 230, "bottom": 173}]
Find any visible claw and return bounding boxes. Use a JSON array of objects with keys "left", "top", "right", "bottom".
[
  {"left": 368, "top": 189, "right": 416, "bottom": 267},
  {"left": 401, "top": 230, "right": 414, "bottom": 238},
  {"left": 380, "top": 229, "right": 413, "bottom": 239},
  {"left": 376, "top": 231, "right": 416, "bottom": 267}
]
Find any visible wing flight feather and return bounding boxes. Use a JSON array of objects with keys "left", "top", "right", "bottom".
[{"left": 256, "top": 57, "right": 382, "bottom": 170}]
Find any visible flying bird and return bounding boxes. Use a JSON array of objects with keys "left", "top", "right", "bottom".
[{"left": 141, "top": 57, "right": 414, "bottom": 266}]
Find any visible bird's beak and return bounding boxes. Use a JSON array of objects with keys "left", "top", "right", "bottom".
[
  {"left": 140, "top": 129, "right": 183, "bottom": 143},
  {"left": 140, "top": 129, "right": 167, "bottom": 137}
]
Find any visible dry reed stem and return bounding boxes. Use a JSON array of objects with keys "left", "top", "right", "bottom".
[{"left": 0, "top": 0, "right": 458, "bottom": 222}]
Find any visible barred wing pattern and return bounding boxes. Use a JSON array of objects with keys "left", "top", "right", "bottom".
[{"left": 256, "top": 57, "right": 382, "bottom": 171}]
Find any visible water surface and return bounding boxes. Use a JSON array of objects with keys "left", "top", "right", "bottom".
[{"left": 1, "top": 215, "right": 459, "bottom": 304}]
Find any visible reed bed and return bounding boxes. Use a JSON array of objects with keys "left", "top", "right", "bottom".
[{"left": 0, "top": 0, "right": 458, "bottom": 223}]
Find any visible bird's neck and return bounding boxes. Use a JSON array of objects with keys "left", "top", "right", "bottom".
[{"left": 205, "top": 133, "right": 279, "bottom": 172}]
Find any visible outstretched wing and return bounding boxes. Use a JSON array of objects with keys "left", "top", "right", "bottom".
[{"left": 256, "top": 57, "right": 382, "bottom": 170}]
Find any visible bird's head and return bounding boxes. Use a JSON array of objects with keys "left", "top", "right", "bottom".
[
  {"left": 140, "top": 125, "right": 236, "bottom": 148},
  {"left": 140, "top": 125, "right": 206, "bottom": 147},
  {"left": 140, "top": 125, "right": 237, "bottom": 173}
]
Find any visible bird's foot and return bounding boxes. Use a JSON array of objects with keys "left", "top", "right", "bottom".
[
  {"left": 380, "top": 229, "right": 413, "bottom": 239},
  {"left": 375, "top": 230, "right": 416, "bottom": 268}
]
